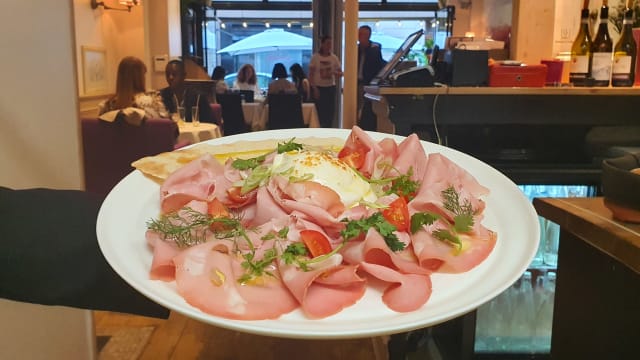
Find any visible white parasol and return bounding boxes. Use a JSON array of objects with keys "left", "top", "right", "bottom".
[{"left": 217, "top": 29, "right": 312, "bottom": 55}]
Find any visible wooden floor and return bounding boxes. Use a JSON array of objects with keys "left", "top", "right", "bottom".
[{"left": 94, "top": 310, "right": 389, "bottom": 359}]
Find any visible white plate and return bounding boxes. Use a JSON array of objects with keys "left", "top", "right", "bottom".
[{"left": 97, "top": 128, "right": 539, "bottom": 339}]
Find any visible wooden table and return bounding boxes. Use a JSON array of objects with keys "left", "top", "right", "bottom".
[{"left": 532, "top": 197, "right": 640, "bottom": 360}]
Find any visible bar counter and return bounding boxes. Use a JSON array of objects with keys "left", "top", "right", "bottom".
[
  {"left": 533, "top": 197, "right": 640, "bottom": 360},
  {"left": 365, "top": 85, "right": 640, "bottom": 185}
]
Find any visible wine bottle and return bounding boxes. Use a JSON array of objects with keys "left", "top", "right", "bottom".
[
  {"left": 591, "top": 0, "right": 613, "bottom": 86},
  {"left": 570, "top": 0, "right": 592, "bottom": 86},
  {"left": 612, "top": 3, "right": 637, "bottom": 87}
]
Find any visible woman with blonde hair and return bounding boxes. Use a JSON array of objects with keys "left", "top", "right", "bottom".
[
  {"left": 233, "top": 63, "right": 261, "bottom": 93},
  {"left": 98, "top": 56, "right": 168, "bottom": 119}
]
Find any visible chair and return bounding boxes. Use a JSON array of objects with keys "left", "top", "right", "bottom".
[
  {"left": 216, "top": 93, "right": 249, "bottom": 136},
  {"left": 267, "top": 93, "right": 304, "bottom": 130},
  {"left": 209, "top": 103, "right": 222, "bottom": 126},
  {"left": 81, "top": 117, "right": 178, "bottom": 198}
]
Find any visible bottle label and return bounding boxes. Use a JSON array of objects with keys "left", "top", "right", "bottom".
[
  {"left": 612, "top": 55, "right": 632, "bottom": 74},
  {"left": 591, "top": 52, "right": 613, "bottom": 81},
  {"left": 570, "top": 55, "right": 589, "bottom": 74}
]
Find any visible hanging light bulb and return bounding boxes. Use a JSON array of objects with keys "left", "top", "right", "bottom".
[
  {"left": 287, "top": 22, "right": 292, "bottom": 28},
  {"left": 265, "top": 22, "right": 270, "bottom": 28},
  {"left": 309, "top": 22, "right": 313, "bottom": 28},
  {"left": 221, "top": 22, "right": 226, "bottom": 29},
  {"left": 375, "top": 21, "right": 380, "bottom": 28},
  {"left": 397, "top": 20, "right": 402, "bottom": 27},
  {"left": 242, "top": 21, "right": 248, "bottom": 28}
]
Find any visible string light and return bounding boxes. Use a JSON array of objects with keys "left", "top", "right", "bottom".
[
  {"left": 265, "top": 22, "right": 270, "bottom": 28},
  {"left": 221, "top": 22, "right": 226, "bottom": 29},
  {"left": 242, "top": 21, "right": 247, "bottom": 28},
  {"left": 287, "top": 22, "right": 291, "bottom": 28}
]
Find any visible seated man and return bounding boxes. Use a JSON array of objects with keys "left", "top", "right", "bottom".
[
  {"left": 160, "top": 59, "right": 215, "bottom": 124},
  {"left": 0, "top": 186, "right": 169, "bottom": 319}
]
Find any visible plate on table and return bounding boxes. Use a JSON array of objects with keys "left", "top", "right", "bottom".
[{"left": 96, "top": 128, "right": 539, "bottom": 339}]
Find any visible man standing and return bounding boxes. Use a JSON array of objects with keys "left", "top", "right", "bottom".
[{"left": 357, "top": 25, "right": 385, "bottom": 131}]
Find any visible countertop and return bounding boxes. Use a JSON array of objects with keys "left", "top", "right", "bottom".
[{"left": 532, "top": 197, "right": 640, "bottom": 274}]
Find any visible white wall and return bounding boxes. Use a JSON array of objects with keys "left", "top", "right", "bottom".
[
  {"left": 0, "top": 1, "right": 95, "bottom": 359},
  {"left": 0, "top": 1, "right": 83, "bottom": 189}
]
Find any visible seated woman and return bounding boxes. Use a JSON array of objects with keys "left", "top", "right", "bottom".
[
  {"left": 232, "top": 63, "right": 261, "bottom": 94},
  {"left": 289, "top": 63, "right": 311, "bottom": 102},
  {"left": 211, "top": 66, "right": 229, "bottom": 94},
  {"left": 160, "top": 59, "right": 214, "bottom": 124},
  {"left": 98, "top": 56, "right": 168, "bottom": 120},
  {"left": 267, "top": 63, "right": 296, "bottom": 94}
]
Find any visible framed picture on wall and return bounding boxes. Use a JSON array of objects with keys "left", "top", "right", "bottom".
[{"left": 81, "top": 46, "right": 108, "bottom": 95}]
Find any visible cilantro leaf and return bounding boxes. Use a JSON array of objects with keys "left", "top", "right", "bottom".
[
  {"left": 410, "top": 212, "right": 441, "bottom": 233},
  {"left": 231, "top": 154, "right": 267, "bottom": 170},
  {"left": 277, "top": 138, "right": 303, "bottom": 153},
  {"left": 453, "top": 214, "right": 474, "bottom": 233},
  {"left": 341, "top": 213, "right": 405, "bottom": 252},
  {"left": 432, "top": 229, "right": 462, "bottom": 252}
]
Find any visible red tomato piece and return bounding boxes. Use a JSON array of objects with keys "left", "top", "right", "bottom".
[
  {"left": 299, "top": 230, "right": 333, "bottom": 258},
  {"left": 338, "top": 136, "right": 368, "bottom": 169},
  {"left": 381, "top": 197, "right": 410, "bottom": 232},
  {"left": 207, "top": 198, "right": 230, "bottom": 231},
  {"left": 226, "top": 186, "right": 257, "bottom": 206}
]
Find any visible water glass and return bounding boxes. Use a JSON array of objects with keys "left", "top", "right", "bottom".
[
  {"left": 191, "top": 106, "right": 199, "bottom": 126},
  {"left": 177, "top": 106, "right": 186, "bottom": 123}
]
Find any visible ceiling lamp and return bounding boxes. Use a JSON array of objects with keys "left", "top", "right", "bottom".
[{"left": 91, "top": 0, "right": 141, "bottom": 12}]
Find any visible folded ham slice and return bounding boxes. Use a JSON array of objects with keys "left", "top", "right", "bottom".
[
  {"left": 173, "top": 240, "right": 299, "bottom": 320},
  {"left": 359, "top": 262, "right": 432, "bottom": 312}
]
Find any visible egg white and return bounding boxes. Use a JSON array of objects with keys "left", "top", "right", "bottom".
[{"left": 271, "top": 150, "right": 377, "bottom": 208}]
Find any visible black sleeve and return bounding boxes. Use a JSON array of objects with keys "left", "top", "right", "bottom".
[{"left": 0, "top": 187, "right": 169, "bottom": 318}]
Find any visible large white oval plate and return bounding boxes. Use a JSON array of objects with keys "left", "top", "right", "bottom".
[{"left": 97, "top": 128, "right": 539, "bottom": 339}]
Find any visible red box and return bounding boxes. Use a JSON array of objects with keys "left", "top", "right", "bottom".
[{"left": 489, "top": 64, "right": 548, "bottom": 87}]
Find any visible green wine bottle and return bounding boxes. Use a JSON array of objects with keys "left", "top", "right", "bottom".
[
  {"left": 612, "top": 5, "right": 637, "bottom": 86},
  {"left": 570, "top": 1, "right": 592, "bottom": 86},
  {"left": 590, "top": 0, "right": 613, "bottom": 87}
]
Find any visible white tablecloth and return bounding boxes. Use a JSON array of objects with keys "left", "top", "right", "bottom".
[
  {"left": 242, "top": 102, "right": 320, "bottom": 131},
  {"left": 177, "top": 122, "right": 221, "bottom": 144}
]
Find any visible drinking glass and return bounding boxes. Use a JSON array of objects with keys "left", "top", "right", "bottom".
[
  {"left": 191, "top": 106, "right": 199, "bottom": 126},
  {"left": 177, "top": 106, "right": 186, "bottom": 123}
]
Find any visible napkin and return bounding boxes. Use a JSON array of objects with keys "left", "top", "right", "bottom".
[{"left": 99, "top": 107, "right": 146, "bottom": 126}]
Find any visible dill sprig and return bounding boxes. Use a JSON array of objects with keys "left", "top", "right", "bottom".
[
  {"left": 147, "top": 208, "right": 213, "bottom": 248},
  {"left": 410, "top": 186, "right": 476, "bottom": 253}
]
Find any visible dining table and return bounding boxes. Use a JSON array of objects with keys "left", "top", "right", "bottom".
[
  {"left": 242, "top": 101, "right": 320, "bottom": 131},
  {"left": 177, "top": 121, "right": 222, "bottom": 144}
]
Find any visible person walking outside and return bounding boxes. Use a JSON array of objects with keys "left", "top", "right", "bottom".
[{"left": 309, "top": 35, "right": 343, "bottom": 128}]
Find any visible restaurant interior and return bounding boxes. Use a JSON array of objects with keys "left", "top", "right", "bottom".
[{"left": 1, "top": 0, "right": 638, "bottom": 359}]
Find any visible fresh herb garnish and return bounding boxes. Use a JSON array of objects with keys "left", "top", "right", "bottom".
[
  {"left": 231, "top": 154, "right": 267, "bottom": 170},
  {"left": 281, "top": 242, "right": 310, "bottom": 271},
  {"left": 341, "top": 213, "right": 405, "bottom": 251},
  {"left": 410, "top": 212, "right": 441, "bottom": 233},
  {"left": 277, "top": 138, "right": 304, "bottom": 153},
  {"left": 146, "top": 208, "right": 247, "bottom": 248},
  {"left": 238, "top": 248, "right": 278, "bottom": 284},
  {"left": 384, "top": 168, "right": 420, "bottom": 200},
  {"left": 410, "top": 186, "right": 475, "bottom": 253}
]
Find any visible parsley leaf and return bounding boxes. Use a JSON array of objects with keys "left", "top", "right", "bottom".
[
  {"left": 341, "top": 213, "right": 405, "bottom": 252},
  {"left": 384, "top": 168, "right": 420, "bottom": 200},
  {"left": 231, "top": 154, "right": 267, "bottom": 170},
  {"left": 277, "top": 138, "right": 304, "bottom": 153},
  {"left": 410, "top": 212, "right": 441, "bottom": 233}
]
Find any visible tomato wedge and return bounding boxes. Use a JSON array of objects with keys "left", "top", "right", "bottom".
[
  {"left": 207, "top": 198, "right": 231, "bottom": 231},
  {"left": 338, "top": 137, "right": 368, "bottom": 169},
  {"left": 299, "top": 230, "right": 332, "bottom": 258},
  {"left": 381, "top": 196, "right": 410, "bottom": 232},
  {"left": 226, "top": 186, "right": 257, "bottom": 206}
]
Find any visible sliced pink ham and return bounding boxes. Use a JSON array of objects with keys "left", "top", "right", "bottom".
[
  {"left": 173, "top": 240, "right": 299, "bottom": 320},
  {"left": 146, "top": 230, "right": 181, "bottom": 281},
  {"left": 160, "top": 154, "right": 233, "bottom": 213},
  {"left": 412, "top": 218, "right": 497, "bottom": 273},
  {"left": 359, "top": 262, "right": 432, "bottom": 312}
]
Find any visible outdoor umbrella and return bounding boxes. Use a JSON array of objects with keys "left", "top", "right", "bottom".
[{"left": 217, "top": 28, "right": 312, "bottom": 55}]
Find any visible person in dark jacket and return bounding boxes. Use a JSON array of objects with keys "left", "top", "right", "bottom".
[
  {"left": 0, "top": 186, "right": 169, "bottom": 319},
  {"left": 159, "top": 59, "right": 214, "bottom": 125},
  {"left": 357, "top": 25, "right": 386, "bottom": 131}
]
